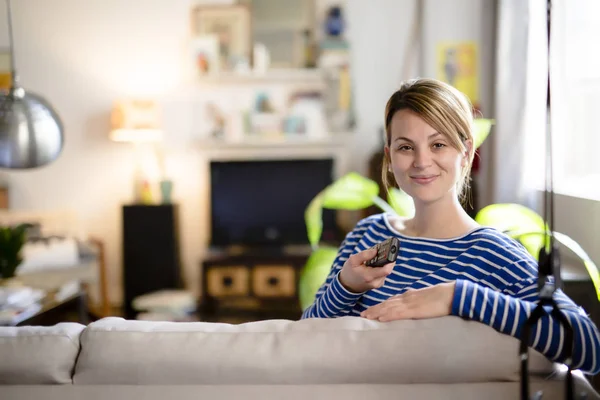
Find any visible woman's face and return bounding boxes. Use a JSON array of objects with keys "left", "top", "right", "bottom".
[{"left": 386, "top": 109, "right": 466, "bottom": 205}]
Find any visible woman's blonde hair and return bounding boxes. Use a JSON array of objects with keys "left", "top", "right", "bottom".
[{"left": 382, "top": 78, "right": 476, "bottom": 202}]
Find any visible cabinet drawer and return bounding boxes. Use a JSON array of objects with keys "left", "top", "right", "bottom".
[
  {"left": 206, "top": 266, "right": 250, "bottom": 297},
  {"left": 252, "top": 265, "right": 296, "bottom": 297}
]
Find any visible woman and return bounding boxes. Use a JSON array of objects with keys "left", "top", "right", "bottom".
[{"left": 301, "top": 78, "right": 600, "bottom": 374}]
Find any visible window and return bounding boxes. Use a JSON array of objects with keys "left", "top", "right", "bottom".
[{"left": 550, "top": 0, "right": 600, "bottom": 200}]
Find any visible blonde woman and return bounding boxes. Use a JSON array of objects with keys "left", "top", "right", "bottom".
[{"left": 301, "top": 78, "right": 600, "bottom": 374}]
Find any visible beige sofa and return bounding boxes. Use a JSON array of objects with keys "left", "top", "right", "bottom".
[{"left": 0, "top": 316, "right": 598, "bottom": 400}]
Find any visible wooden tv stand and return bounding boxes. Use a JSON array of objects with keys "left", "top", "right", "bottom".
[{"left": 199, "top": 249, "right": 311, "bottom": 323}]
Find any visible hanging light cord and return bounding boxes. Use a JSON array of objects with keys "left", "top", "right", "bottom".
[{"left": 5, "top": 0, "right": 17, "bottom": 87}]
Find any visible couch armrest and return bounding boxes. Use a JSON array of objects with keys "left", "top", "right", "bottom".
[{"left": 0, "top": 323, "right": 85, "bottom": 384}]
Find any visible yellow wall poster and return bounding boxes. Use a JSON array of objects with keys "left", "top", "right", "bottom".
[{"left": 436, "top": 41, "right": 479, "bottom": 106}]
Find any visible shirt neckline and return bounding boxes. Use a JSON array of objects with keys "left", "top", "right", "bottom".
[{"left": 382, "top": 213, "right": 489, "bottom": 242}]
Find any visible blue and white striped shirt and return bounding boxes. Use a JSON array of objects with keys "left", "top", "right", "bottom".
[{"left": 301, "top": 213, "right": 600, "bottom": 374}]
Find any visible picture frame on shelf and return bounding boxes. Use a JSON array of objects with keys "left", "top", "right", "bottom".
[
  {"left": 190, "top": 5, "right": 252, "bottom": 72},
  {"left": 190, "top": 36, "right": 220, "bottom": 76}
]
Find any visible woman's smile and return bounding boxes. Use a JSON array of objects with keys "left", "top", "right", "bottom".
[{"left": 410, "top": 174, "right": 440, "bottom": 185}]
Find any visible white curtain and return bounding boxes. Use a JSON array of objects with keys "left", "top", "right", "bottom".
[{"left": 491, "top": 0, "right": 548, "bottom": 210}]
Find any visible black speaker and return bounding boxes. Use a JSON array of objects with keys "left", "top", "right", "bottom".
[{"left": 122, "top": 204, "right": 181, "bottom": 319}]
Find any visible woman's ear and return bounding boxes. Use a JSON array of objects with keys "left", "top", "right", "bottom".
[
  {"left": 462, "top": 140, "right": 473, "bottom": 167},
  {"left": 384, "top": 146, "right": 392, "bottom": 172}
]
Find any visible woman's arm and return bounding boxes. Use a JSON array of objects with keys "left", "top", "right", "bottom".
[
  {"left": 452, "top": 261, "right": 600, "bottom": 374},
  {"left": 301, "top": 221, "right": 371, "bottom": 319}
]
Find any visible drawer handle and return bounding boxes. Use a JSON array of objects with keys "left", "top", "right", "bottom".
[{"left": 268, "top": 277, "right": 279, "bottom": 286}]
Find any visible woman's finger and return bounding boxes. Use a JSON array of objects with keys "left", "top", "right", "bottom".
[
  {"left": 363, "top": 265, "right": 394, "bottom": 281},
  {"left": 361, "top": 304, "right": 382, "bottom": 319},
  {"left": 362, "top": 296, "right": 399, "bottom": 319},
  {"left": 379, "top": 302, "right": 411, "bottom": 322},
  {"left": 361, "top": 303, "right": 382, "bottom": 317},
  {"left": 348, "top": 248, "right": 377, "bottom": 266}
]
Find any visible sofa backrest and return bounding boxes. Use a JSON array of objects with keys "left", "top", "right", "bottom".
[
  {"left": 0, "top": 323, "right": 85, "bottom": 384},
  {"left": 71, "top": 316, "right": 556, "bottom": 385}
]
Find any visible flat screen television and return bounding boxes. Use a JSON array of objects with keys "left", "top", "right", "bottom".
[{"left": 209, "top": 158, "right": 341, "bottom": 249}]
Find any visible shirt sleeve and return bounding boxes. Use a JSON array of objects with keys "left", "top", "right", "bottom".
[
  {"left": 451, "top": 259, "right": 600, "bottom": 374},
  {"left": 300, "top": 220, "right": 370, "bottom": 319}
]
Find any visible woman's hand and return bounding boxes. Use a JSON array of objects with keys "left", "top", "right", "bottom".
[
  {"left": 338, "top": 248, "right": 396, "bottom": 293},
  {"left": 360, "top": 282, "right": 456, "bottom": 322}
]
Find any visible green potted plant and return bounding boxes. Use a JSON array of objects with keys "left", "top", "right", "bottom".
[
  {"left": 0, "top": 223, "right": 30, "bottom": 285},
  {"left": 475, "top": 203, "right": 600, "bottom": 301},
  {"left": 298, "top": 118, "right": 599, "bottom": 310}
]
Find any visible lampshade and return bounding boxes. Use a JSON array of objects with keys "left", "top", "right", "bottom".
[
  {"left": 110, "top": 99, "right": 163, "bottom": 143},
  {"left": 0, "top": 0, "right": 64, "bottom": 169}
]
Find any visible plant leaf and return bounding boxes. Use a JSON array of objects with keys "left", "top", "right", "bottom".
[
  {"left": 475, "top": 203, "right": 546, "bottom": 258},
  {"left": 305, "top": 192, "right": 325, "bottom": 249},
  {"left": 387, "top": 187, "right": 415, "bottom": 217},
  {"left": 298, "top": 246, "right": 338, "bottom": 310},
  {"left": 304, "top": 173, "right": 380, "bottom": 248},
  {"left": 554, "top": 232, "right": 600, "bottom": 302},
  {"left": 473, "top": 118, "right": 495, "bottom": 150},
  {"left": 506, "top": 230, "right": 600, "bottom": 302},
  {"left": 321, "top": 172, "right": 379, "bottom": 210}
]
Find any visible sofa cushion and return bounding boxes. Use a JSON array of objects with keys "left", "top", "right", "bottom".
[
  {"left": 73, "top": 316, "right": 556, "bottom": 385},
  {"left": 0, "top": 322, "right": 85, "bottom": 384}
]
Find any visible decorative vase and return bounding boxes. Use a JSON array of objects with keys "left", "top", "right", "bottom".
[{"left": 160, "top": 180, "right": 173, "bottom": 204}]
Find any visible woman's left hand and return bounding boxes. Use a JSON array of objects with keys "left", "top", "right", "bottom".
[{"left": 360, "top": 282, "right": 456, "bottom": 322}]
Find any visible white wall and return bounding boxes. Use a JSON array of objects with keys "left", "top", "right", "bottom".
[{"left": 0, "top": 0, "right": 496, "bottom": 305}]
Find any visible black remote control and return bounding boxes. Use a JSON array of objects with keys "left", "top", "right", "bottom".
[{"left": 365, "top": 237, "right": 400, "bottom": 267}]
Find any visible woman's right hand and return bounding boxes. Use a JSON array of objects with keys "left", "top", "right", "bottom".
[{"left": 338, "top": 247, "right": 396, "bottom": 293}]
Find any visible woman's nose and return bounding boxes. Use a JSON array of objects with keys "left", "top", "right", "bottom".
[{"left": 413, "top": 148, "right": 433, "bottom": 169}]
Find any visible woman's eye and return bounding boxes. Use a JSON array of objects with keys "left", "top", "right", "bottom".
[
  {"left": 397, "top": 145, "right": 412, "bottom": 151},
  {"left": 432, "top": 143, "right": 446, "bottom": 149}
]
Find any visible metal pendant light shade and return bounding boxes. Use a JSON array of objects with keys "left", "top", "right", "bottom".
[
  {"left": 0, "top": 87, "right": 64, "bottom": 168},
  {"left": 0, "top": 0, "right": 64, "bottom": 169}
]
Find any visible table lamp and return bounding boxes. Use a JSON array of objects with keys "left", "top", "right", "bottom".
[{"left": 110, "top": 99, "right": 165, "bottom": 204}]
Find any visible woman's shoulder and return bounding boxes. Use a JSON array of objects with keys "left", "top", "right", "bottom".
[
  {"left": 460, "top": 226, "right": 538, "bottom": 268},
  {"left": 340, "top": 213, "right": 397, "bottom": 245},
  {"left": 336, "top": 213, "right": 394, "bottom": 252},
  {"left": 351, "top": 213, "right": 394, "bottom": 235}
]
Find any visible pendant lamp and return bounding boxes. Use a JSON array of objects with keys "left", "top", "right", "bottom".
[{"left": 0, "top": 0, "right": 64, "bottom": 169}]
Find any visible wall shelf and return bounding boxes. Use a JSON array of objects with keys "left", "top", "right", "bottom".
[
  {"left": 195, "top": 133, "right": 353, "bottom": 165},
  {"left": 197, "top": 133, "right": 351, "bottom": 150},
  {"left": 196, "top": 68, "right": 328, "bottom": 86}
]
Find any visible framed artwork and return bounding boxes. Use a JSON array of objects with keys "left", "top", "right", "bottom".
[
  {"left": 190, "top": 5, "right": 252, "bottom": 71},
  {"left": 436, "top": 41, "right": 479, "bottom": 105},
  {"left": 0, "top": 50, "right": 11, "bottom": 92}
]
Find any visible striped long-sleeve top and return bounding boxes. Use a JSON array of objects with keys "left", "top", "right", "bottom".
[{"left": 301, "top": 213, "right": 600, "bottom": 374}]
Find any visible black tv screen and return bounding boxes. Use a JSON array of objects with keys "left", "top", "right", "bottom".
[{"left": 209, "top": 158, "right": 340, "bottom": 247}]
